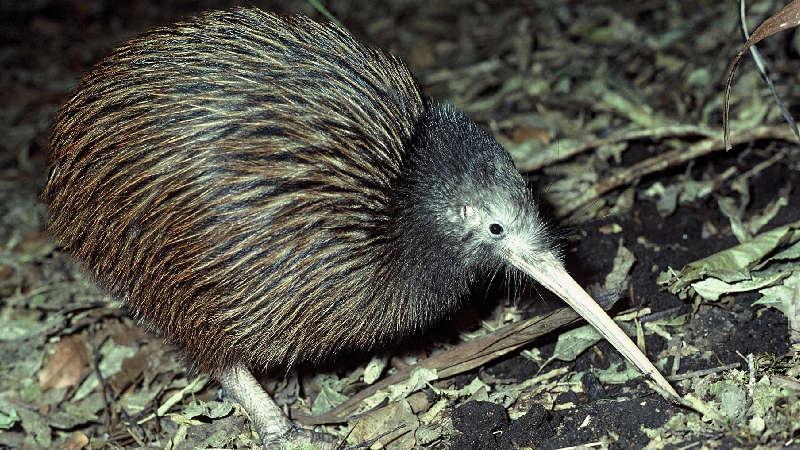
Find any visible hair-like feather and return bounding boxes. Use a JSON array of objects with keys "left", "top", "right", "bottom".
[{"left": 44, "top": 7, "right": 544, "bottom": 376}]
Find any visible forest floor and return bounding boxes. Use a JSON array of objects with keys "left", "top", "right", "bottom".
[{"left": 1, "top": 0, "right": 799, "bottom": 448}]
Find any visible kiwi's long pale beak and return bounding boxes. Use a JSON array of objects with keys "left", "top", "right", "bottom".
[{"left": 507, "top": 249, "right": 679, "bottom": 399}]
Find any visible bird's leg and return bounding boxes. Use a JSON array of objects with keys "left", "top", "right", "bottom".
[
  {"left": 220, "top": 365, "right": 292, "bottom": 438},
  {"left": 219, "top": 365, "right": 336, "bottom": 450}
]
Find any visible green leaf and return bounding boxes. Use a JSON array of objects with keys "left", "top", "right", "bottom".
[
  {"left": 659, "top": 220, "right": 800, "bottom": 296},
  {"left": 388, "top": 366, "right": 438, "bottom": 401},
  {"left": 431, "top": 376, "right": 491, "bottom": 400},
  {"left": 550, "top": 325, "right": 602, "bottom": 363},
  {"left": 362, "top": 366, "right": 438, "bottom": 411},
  {"left": 604, "top": 239, "right": 636, "bottom": 292},
  {"left": 363, "top": 355, "right": 388, "bottom": 385},
  {"left": 18, "top": 407, "right": 52, "bottom": 448},
  {"left": 48, "top": 393, "right": 102, "bottom": 428},
  {"left": 755, "top": 271, "right": 800, "bottom": 335},
  {"left": 311, "top": 382, "right": 349, "bottom": 415},
  {"left": 600, "top": 90, "right": 671, "bottom": 128},
  {"left": 764, "top": 240, "right": 800, "bottom": 265},
  {"left": 156, "top": 376, "right": 209, "bottom": 416},
  {"left": 72, "top": 342, "right": 138, "bottom": 402},
  {"left": 0, "top": 401, "right": 19, "bottom": 429},
  {"left": 179, "top": 401, "right": 234, "bottom": 421},
  {"left": 593, "top": 360, "right": 641, "bottom": 384},
  {"left": 0, "top": 316, "right": 48, "bottom": 341},
  {"left": 691, "top": 272, "right": 788, "bottom": 301}
]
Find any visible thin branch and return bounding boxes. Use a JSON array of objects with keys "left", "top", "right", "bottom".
[
  {"left": 554, "top": 125, "right": 797, "bottom": 219},
  {"left": 666, "top": 363, "right": 740, "bottom": 381},
  {"left": 723, "top": 0, "right": 800, "bottom": 148},
  {"left": 516, "top": 125, "right": 717, "bottom": 172},
  {"left": 738, "top": 0, "right": 799, "bottom": 144},
  {"left": 294, "top": 301, "right": 611, "bottom": 425}
]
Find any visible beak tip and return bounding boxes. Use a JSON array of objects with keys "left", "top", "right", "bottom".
[
  {"left": 508, "top": 250, "right": 681, "bottom": 402},
  {"left": 647, "top": 376, "right": 681, "bottom": 402}
]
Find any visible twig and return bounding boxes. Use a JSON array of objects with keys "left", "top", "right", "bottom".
[
  {"left": 125, "top": 427, "right": 146, "bottom": 447},
  {"left": 771, "top": 374, "right": 800, "bottom": 391},
  {"left": 294, "top": 301, "right": 614, "bottom": 425},
  {"left": 423, "top": 60, "right": 502, "bottom": 85},
  {"left": 556, "top": 442, "right": 604, "bottom": 450},
  {"left": 554, "top": 125, "right": 797, "bottom": 218},
  {"left": 733, "top": 147, "right": 787, "bottom": 188},
  {"left": 723, "top": 0, "right": 800, "bottom": 148},
  {"left": 88, "top": 325, "right": 116, "bottom": 428},
  {"left": 738, "top": 0, "right": 800, "bottom": 142},
  {"left": 790, "top": 277, "right": 800, "bottom": 346},
  {"left": 670, "top": 342, "right": 682, "bottom": 377},
  {"left": 639, "top": 306, "right": 689, "bottom": 324},
  {"left": 516, "top": 125, "right": 717, "bottom": 172},
  {"left": 747, "top": 353, "right": 756, "bottom": 399},
  {"left": 666, "top": 363, "right": 740, "bottom": 381},
  {"left": 676, "top": 441, "right": 701, "bottom": 450},
  {"left": 136, "top": 375, "right": 209, "bottom": 425}
]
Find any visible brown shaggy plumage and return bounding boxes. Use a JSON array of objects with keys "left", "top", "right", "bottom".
[{"left": 44, "top": 8, "right": 431, "bottom": 374}]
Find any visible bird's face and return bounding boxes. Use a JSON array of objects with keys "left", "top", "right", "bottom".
[
  {"left": 445, "top": 172, "right": 550, "bottom": 271},
  {"left": 401, "top": 105, "right": 552, "bottom": 272},
  {"left": 409, "top": 107, "right": 551, "bottom": 272}
]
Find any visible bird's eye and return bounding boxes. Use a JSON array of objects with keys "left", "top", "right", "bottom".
[
  {"left": 489, "top": 223, "right": 504, "bottom": 235},
  {"left": 460, "top": 204, "right": 473, "bottom": 220}
]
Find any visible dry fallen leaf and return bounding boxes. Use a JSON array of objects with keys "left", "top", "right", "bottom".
[
  {"left": 723, "top": 0, "right": 800, "bottom": 147},
  {"left": 63, "top": 431, "right": 90, "bottom": 450},
  {"left": 38, "top": 334, "right": 91, "bottom": 391},
  {"left": 0, "top": 264, "right": 12, "bottom": 280},
  {"left": 110, "top": 349, "right": 150, "bottom": 395},
  {"left": 510, "top": 125, "right": 551, "bottom": 145}
]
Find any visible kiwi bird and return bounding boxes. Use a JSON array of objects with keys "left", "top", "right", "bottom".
[{"left": 43, "top": 7, "right": 676, "bottom": 448}]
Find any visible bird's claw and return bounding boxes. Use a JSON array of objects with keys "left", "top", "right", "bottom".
[{"left": 260, "top": 424, "right": 339, "bottom": 450}]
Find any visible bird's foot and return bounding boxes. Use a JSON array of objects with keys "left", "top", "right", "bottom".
[
  {"left": 260, "top": 424, "right": 339, "bottom": 450},
  {"left": 219, "top": 366, "right": 340, "bottom": 449}
]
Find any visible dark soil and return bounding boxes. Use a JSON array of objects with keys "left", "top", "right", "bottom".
[{"left": 452, "top": 175, "right": 794, "bottom": 447}]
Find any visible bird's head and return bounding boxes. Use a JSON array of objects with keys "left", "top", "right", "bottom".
[
  {"left": 398, "top": 105, "right": 549, "bottom": 271},
  {"left": 396, "top": 104, "right": 677, "bottom": 398}
]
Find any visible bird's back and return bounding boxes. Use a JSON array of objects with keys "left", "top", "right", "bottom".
[{"left": 43, "top": 8, "right": 426, "bottom": 374}]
